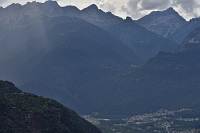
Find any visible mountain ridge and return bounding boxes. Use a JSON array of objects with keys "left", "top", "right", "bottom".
[{"left": 137, "top": 7, "right": 187, "bottom": 38}]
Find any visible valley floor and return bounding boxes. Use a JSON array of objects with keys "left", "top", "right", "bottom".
[{"left": 84, "top": 108, "right": 200, "bottom": 133}]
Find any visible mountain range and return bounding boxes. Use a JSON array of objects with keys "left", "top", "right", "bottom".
[{"left": 0, "top": 1, "right": 200, "bottom": 117}]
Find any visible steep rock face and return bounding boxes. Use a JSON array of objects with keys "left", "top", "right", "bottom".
[
  {"left": 182, "top": 27, "right": 200, "bottom": 48},
  {"left": 171, "top": 18, "right": 200, "bottom": 44},
  {"left": 0, "top": 81, "right": 101, "bottom": 133},
  {"left": 109, "top": 17, "right": 176, "bottom": 61},
  {"left": 80, "top": 4, "right": 123, "bottom": 29},
  {"left": 137, "top": 8, "right": 187, "bottom": 39}
]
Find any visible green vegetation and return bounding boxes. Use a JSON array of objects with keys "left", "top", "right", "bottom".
[{"left": 0, "top": 81, "right": 101, "bottom": 133}]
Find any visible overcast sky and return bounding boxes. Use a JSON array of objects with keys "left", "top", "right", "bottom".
[{"left": 0, "top": 0, "right": 200, "bottom": 20}]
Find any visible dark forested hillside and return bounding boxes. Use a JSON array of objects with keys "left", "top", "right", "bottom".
[{"left": 0, "top": 80, "right": 101, "bottom": 133}]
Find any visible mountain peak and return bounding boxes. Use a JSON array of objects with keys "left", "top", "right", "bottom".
[
  {"left": 44, "top": 0, "right": 60, "bottom": 8},
  {"left": 137, "top": 7, "right": 186, "bottom": 38},
  {"left": 165, "top": 7, "right": 176, "bottom": 13},
  {"left": 147, "top": 7, "right": 179, "bottom": 17},
  {"left": 190, "top": 17, "right": 200, "bottom": 22},
  {"left": 0, "top": 80, "right": 21, "bottom": 94},
  {"left": 43, "top": 0, "right": 59, "bottom": 7},
  {"left": 24, "top": 1, "right": 40, "bottom": 7},
  {"left": 125, "top": 16, "right": 133, "bottom": 21},
  {"left": 6, "top": 3, "right": 22, "bottom": 9},
  {"left": 24, "top": 1, "right": 59, "bottom": 9},
  {"left": 146, "top": 7, "right": 179, "bottom": 17},
  {"left": 124, "top": 16, "right": 134, "bottom": 23},
  {"left": 162, "top": 7, "right": 182, "bottom": 17},
  {"left": 82, "top": 4, "right": 99, "bottom": 12}
]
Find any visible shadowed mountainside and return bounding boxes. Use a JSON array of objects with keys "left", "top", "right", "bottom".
[{"left": 0, "top": 80, "right": 101, "bottom": 133}]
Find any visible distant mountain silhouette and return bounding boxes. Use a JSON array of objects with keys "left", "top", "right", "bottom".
[
  {"left": 0, "top": 81, "right": 101, "bottom": 133},
  {"left": 137, "top": 7, "right": 187, "bottom": 39}
]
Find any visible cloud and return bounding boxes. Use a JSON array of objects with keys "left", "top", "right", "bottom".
[
  {"left": 173, "top": 0, "right": 200, "bottom": 18},
  {"left": 119, "top": 0, "right": 200, "bottom": 20},
  {"left": 56, "top": 0, "right": 98, "bottom": 9},
  {"left": 0, "top": 0, "right": 8, "bottom": 5},
  {"left": 123, "top": 0, "right": 200, "bottom": 20},
  {"left": 0, "top": 0, "right": 199, "bottom": 20},
  {"left": 140, "top": 0, "right": 171, "bottom": 10},
  {"left": 120, "top": 0, "right": 172, "bottom": 19}
]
